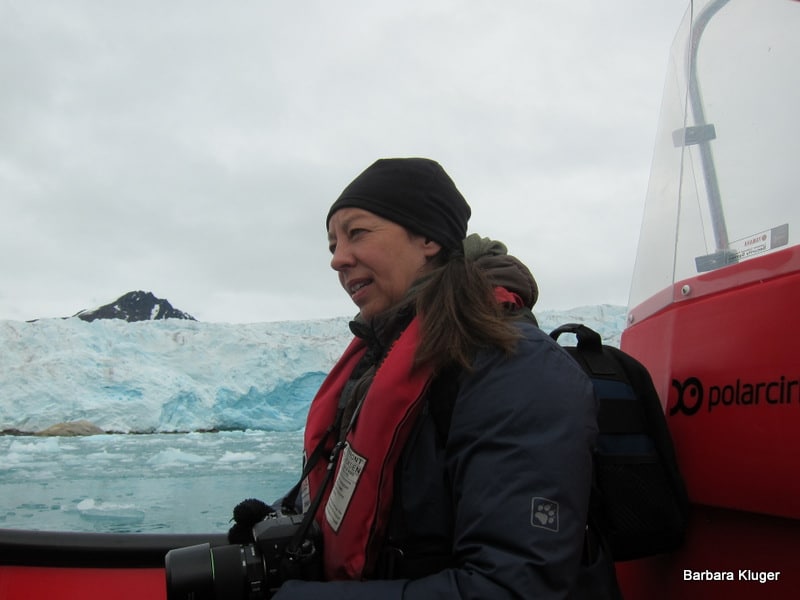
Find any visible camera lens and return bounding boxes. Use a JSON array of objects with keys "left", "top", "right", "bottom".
[
  {"left": 164, "top": 514, "right": 317, "bottom": 599},
  {"left": 165, "top": 543, "right": 215, "bottom": 600},
  {"left": 165, "top": 542, "right": 257, "bottom": 600}
]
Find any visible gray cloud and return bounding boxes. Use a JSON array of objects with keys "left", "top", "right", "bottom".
[{"left": 0, "top": 1, "right": 688, "bottom": 322}]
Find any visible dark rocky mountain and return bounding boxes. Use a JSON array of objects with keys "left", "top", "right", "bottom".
[{"left": 73, "top": 291, "right": 196, "bottom": 322}]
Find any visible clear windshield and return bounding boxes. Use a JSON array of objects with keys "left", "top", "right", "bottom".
[{"left": 628, "top": 0, "right": 800, "bottom": 319}]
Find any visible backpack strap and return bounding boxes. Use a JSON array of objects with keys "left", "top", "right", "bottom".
[
  {"left": 550, "top": 323, "right": 614, "bottom": 377},
  {"left": 427, "top": 366, "right": 461, "bottom": 444},
  {"left": 550, "top": 324, "right": 647, "bottom": 436}
]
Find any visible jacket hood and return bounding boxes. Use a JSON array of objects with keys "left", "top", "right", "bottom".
[{"left": 463, "top": 234, "right": 539, "bottom": 309}]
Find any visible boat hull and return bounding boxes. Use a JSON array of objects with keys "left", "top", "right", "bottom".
[
  {"left": 618, "top": 247, "right": 800, "bottom": 597},
  {"left": 0, "top": 529, "right": 227, "bottom": 600}
]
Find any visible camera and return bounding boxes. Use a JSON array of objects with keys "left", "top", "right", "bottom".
[{"left": 165, "top": 512, "right": 322, "bottom": 600}]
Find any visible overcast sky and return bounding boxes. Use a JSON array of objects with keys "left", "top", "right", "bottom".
[{"left": 0, "top": 1, "right": 688, "bottom": 323}]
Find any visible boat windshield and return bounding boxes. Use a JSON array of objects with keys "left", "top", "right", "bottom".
[{"left": 628, "top": 0, "right": 800, "bottom": 321}]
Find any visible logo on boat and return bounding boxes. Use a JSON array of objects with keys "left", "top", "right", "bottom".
[{"left": 670, "top": 375, "right": 799, "bottom": 416}]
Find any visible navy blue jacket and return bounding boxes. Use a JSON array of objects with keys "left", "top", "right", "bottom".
[{"left": 275, "top": 321, "right": 615, "bottom": 599}]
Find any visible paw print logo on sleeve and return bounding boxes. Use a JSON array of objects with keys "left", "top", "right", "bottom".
[{"left": 530, "top": 497, "right": 560, "bottom": 532}]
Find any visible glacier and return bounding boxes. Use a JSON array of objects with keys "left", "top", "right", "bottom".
[
  {"left": 0, "top": 305, "right": 627, "bottom": 434},
  {"left": 0, "top": 305, "right": 627, "bottom": 533}
]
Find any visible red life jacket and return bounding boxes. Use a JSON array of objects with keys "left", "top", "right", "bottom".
[
  {"left": 303, "top": 288, "right": 521, "bottom": 580},
  {"left": 303, "top": 316, "right": 434, "bottom": 580}
]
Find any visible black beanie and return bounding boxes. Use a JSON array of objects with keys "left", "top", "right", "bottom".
[{"left": 326, "top": 158, "right": 471, "bottom": 250}]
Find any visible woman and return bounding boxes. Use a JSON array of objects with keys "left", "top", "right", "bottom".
[{"left": 272, "top": 158, "right": 618, "bottom": 599}]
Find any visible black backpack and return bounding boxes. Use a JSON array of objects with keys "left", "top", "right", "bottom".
[{"left": 550, "top": 323, "right": 689, "bottom": 561}]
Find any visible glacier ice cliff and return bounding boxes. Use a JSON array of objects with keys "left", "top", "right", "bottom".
[{"left": 0, "top": 305, "right": 626, "bottom": 433}]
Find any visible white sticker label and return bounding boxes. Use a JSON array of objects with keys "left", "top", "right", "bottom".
[
  {"left": 728, "top": 223, "right": 789, "bottom": 262},
  {"left": 324, "top": 443, "right": 367, "bottom": 532}
]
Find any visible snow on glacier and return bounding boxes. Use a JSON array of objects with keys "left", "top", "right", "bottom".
[
  {"left": 0, "top": 305, "right": 627, "bottom": 434},
  {"left": 0, "top": 316, "right": 352, "bottom": 433}
]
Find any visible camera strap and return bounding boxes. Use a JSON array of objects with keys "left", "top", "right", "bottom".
[
  {"left": 280, "top": 415, "right": 338, "bottom": 558},
  {"left": 281, "top": 406, "right": 342, "bottom": 514},
  {"left": 283, "top": 385, "right": 372, "bottom": 557}
]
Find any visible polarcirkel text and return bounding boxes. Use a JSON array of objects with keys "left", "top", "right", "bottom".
[{"left": 670, "top": 375, "right": 799, "bottom": 416}]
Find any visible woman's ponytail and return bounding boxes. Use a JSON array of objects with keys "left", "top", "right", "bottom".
[{"left": 414, "top": 251, "right": 520, "bottom": 372}]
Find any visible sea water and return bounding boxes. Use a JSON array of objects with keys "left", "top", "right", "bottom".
[{"left": 0, "top": 430, "right": 303, "bottom": 534}]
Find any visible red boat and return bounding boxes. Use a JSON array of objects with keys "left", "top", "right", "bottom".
[
  {"left": 616, "top": 0, "right": 800, "bottom": 597},
  {"left": 1, "top": 1, "right": 798, "bottom": 598}
]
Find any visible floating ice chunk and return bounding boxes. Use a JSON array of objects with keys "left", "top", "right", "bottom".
[
  {"left": 146, "top": 447, "right": 208, "bottom": 467},
  {"left": 8, "top": 438, "right": 61, "bottom": 454},
  {"left": 76, "top": 498, "right": 145, "bottom": 525},
  {"left": 218, "top": 451, "right": 257, "bottom": 463},
  {"left": 262, "top": 452, "right": 293, "bottom": 466},
  {"left": 76, "top": 498, "right": 95, "bottom": 511}
]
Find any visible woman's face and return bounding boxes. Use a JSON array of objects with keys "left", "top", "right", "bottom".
[{"left": 328, "top": 208, "right": 441, "bottom": 321}]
